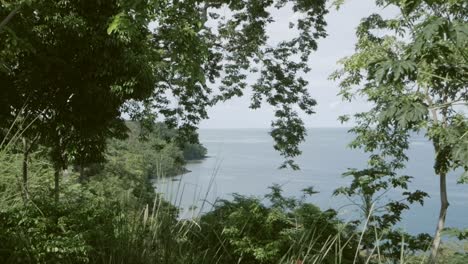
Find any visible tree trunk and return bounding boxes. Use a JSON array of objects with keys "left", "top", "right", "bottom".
[
  {"left": 54, "top": 168, "right": 60, "bottom": 204},
  {"left": 22, "top": 137, "right": 29, "bottom": 200},
  {"left": 429, "top": 172, "right": 449, "bottom": 264},
  {"left": 0, "top": 5, "right": 20, "bottom": 31}
]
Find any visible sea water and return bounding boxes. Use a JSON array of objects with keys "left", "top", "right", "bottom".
[{"left": 155, "top": 128, "right": 467, "bottom": 235}]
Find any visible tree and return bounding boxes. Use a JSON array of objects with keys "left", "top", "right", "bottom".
[
  {"left": 117, "top": 0, "right": 329, "bottom": 169},
  {"left": 0, "top": 0, "right": 157, "bottom": 202},
  {"left": 1, "top": 0, "right": 330, "bottom": 201},
  {"left": 331, "top": 0, "right": 467, "bottom": 262},
  {"left": 334, "top": 168, "right": 430, "bottom": 262}
]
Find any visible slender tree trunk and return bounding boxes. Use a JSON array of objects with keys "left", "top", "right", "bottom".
[
  {"left": 0, "top": 5, "right": 20, "bottom": 31},
  {"left": 54, "top": 168, "right": 60, "bottom": 204},
  {"left": 22, "top": 137, "right": 29, "bottom": 200},
  {"left": 429, "top": 172, "right": 449, "bottom": 264},
  {"left": 53, "top": 128, "right": 66, "bottom": 204}
]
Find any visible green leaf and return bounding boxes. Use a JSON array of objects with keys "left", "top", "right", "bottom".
[
  {"left": 107, "top": 13, "right": 125, "bottom": 35},
  {"left": 457, "top": 171, "right": 468, "bottom": 184}
]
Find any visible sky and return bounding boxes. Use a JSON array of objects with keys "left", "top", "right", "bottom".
[{"left": 199, "top": 0, "right": 397, "bottom": 129}]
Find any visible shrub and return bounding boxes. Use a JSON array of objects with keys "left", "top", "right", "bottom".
[{"left": 190, "top": 185, "right": 359, "bottom": 264}]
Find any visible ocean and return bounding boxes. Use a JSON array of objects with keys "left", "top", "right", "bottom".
[{"left": 155, "top": 128, "right": 467, "bottom": 235}]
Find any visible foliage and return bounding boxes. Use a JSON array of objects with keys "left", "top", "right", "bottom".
[
  {"left": 101, "top": 121, "right": 191, "bottom": 179},
  {"left": 444, "top": 228, "right": 468, "bottom": 241},
  {"left": 334, "top": 167, "right": 431, "bottom": 262},
  {"left": 0, "top": 142, "right": 182, "bottom": 264},
  {"left": 132, "top": 121, "right": 207, "bottom": 162},
  {"left": 1, "top": 0, "right": 466, "bottom": 263},
  {"left": 406, "top": 242, "right": 468, "bottom": 264},
  {"left": 331, "top": 0, "right": 467, "bottom": 261},
  {"left": 1, "top": 0, "right": 330, "bottom": 171},
  {"left": 0, "top": 0, "right": 156, "bottom": 172},
  {"left": 331, "top": 0, "right": 467, "bottom": 179},
  {"left": 183, "top": 143, "right": 207, "bottom": 160},
  {"left": 0, "top": 116, "right": 462, "bottom": 264},
  {"left": 191, "top": 185, "right": 359, "bottom": 264},
  {"left": 126, "top": 0, "right": 329, "bottom": 169},
  {"left": 1, "top": 4, "right": 333, "bottom": 261},
  {"left": 1, "top": 140, "right": 364, "bottom": 264}
]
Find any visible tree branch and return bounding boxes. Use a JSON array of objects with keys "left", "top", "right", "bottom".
[
  {"left": 0, "top": 5, "right": 21, "bottom": 32},
  {"left": 424, "top": 86, "right": 439, "bottom": 123}
]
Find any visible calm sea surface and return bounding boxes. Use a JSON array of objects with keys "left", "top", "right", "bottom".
[{"left": 155, "top": 128, "right": 467, "bottom": 234}]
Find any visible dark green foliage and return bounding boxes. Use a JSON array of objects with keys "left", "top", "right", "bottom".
[
  {"left": 74, "top": 121, "right": 207, "bottom": 180},
  {"left": 1, "top": 143, "right": 363, "bottom": 264},
  {"left": 114, "top": 0, "right": 329, "bottom": 169},
  {"left": 0, "top": 0, "right": 156, "bottom": 172},
  {"left": 0, "top": 148, "right": 179, "bottom": 264},
  {"left": 191, "top": 185, "right": 359, "bottom": 264},
  {"left": 102, "top": 122, "right": 189, "bottom": 179},
  {"left": 183, "top": 143, "right": 207, "bottom": 160},
  {"left": 1, "top": 0, "right": 330, "bottom": 171},
  {"left": 334, "top": 168, "right": 431, "bottom": 262},
  {"left": 1, "top": 0, "right": 466, "bottom": 263},
  {"left": 0, "top": 200, "right": 90, "bottom": 263}
]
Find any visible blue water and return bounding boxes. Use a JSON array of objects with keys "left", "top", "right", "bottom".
[{"left": 155, "top": 128, "right": 468, "bottom": 235}]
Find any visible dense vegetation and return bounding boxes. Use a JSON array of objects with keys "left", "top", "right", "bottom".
[
  {"left": 1, "top": 131, "right": 467, "bottom": 263},
  {"left": 0, "top": 0, "right": 466, "bottom": 263},
  {"left": 106, "top": 122, "right": 207, "bottom": 178},
  {"left": 0, "top": 130, "right": 359, "bottom": 263}
]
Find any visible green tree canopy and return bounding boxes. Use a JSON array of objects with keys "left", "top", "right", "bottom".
[
  {"left": 0, "top": 0, "right": 156, "bottom": 171},
  {"left": 331, "top": 0, "right": 467, "bottom": 262},
  {"left": 1, "top": 0, "right": 329, "bottom": 172}
]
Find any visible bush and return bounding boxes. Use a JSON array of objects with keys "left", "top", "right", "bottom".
[
  {"left": 183, "top": 143, "right": 207, "bottom": 160},
  {"left": 0, "top": 140, "right": 182, "bottom": 264},
  {"left": 189, "top": 185, "right": 359, "bottom": 264}
]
